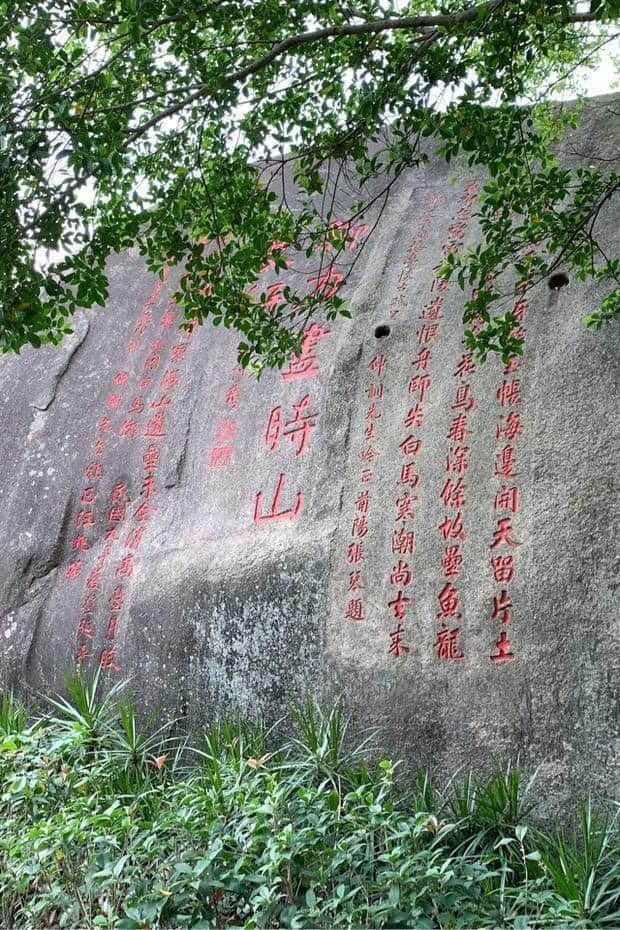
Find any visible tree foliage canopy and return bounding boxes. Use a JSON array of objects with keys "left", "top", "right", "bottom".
[{"left": 1, "top": 0, "right": 618, "bottom": 368}]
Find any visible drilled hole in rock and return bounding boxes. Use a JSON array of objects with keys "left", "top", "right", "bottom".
[
  {"left": 374, "top": 324, "right": 391, "bottom": 339},
  {"left": 548, "top": 272, "right": 569, "bottom": 290}
]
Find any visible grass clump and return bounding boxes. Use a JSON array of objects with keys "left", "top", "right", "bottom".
[{"left": 0, "top": 679, "right": 618, "bottom": 928}]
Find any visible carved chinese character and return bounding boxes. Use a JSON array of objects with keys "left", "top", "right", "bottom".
[
  {"left": 490, "top": 517, "right": 520, "bottom": 549},
  {"left": 448, "top": 414, "right": 471, "bottom": 443},
  {"left": 116, "top": 554, "right": 134, "bottom": 578},
  {"left": 138, "top": 376, "right": 152, "bottom": 391},
  {"left": 82, "top": 593, "right": 97, "bottom": 613},
  {"left": 351, "top": 515, "right": 368, "bottom": 538},
  {"left": 504, "top": 356, "right": 521, "bottom": 374},
  {"left": 141, "top": 475, "right": 156, "bottom": 499},
  {"left": 389, "top": 623, "right": 410, "bottom": 657},
  {"left": 392, "top": 528, "right": 415, "bottom": 555},
  {"left": 65, "top": 560, "right": 83, "bottom": 580},
  {"left": 85, "top": 461, "right": 103, "bottom": 479},
  {"left": 128, "top": 338, "right": 140, "bottom": 353},
  {"left": 404, "top": 405, "right": 423, "bottom": 430},
  {"left": 360, "top": 468, "right": 373, "bottom": 483},
  {"left": 400, "top": 435, "right": 421, "bottom": 457},
  {"left": 75, "top": 643, "right": 91, "bottom": 664},
  {"left": 119, "top": 419, "right": 139, "bottom": 438},
  {"left": 395, "top": 493, "right": 415, "bottom": 522},
  {"left": 440, "top": 478, "right": 466, "bottom": 509},
  {"left": 454, "top": 353, "right": 475, "bottom": 379},
  {"left": 282, "top": 323, "right": 329, "bottom": 381},
  {"left": 490, "top": 630, "right": 516, "bottom": 663},
  {"left": 78, "top": 617, "right": 93, "bottom": 639},
  {"left": 254, "top": 473, "right": 303, "bottom": 524},
  {"left": 99, "top": 415, "right": 113, "bottom": 435},
  {"left": 145, "top": 411, "right": 166, "bottom": 439},
  {"left": 442, "top": 545, "right": 463, "bottom": 579},
  {"left": 437, "top": 582, "right": 462, "bottom": 620},
  {"left": 388, "top": 589, "right": 411, "bottom": 620},
  {"left": 494, "top": 485, "right": 519, "bottom": 513},
  {"left": 144, "top": 353, "right": 161, "bottom": 371},
  {"left": 86, "top": 568, "right": 101, "bottom": 590},
  {"left": 497, "top": 379, "right": 522, "bottom": 408},
  {"left": 491, "top": 555, "right": 515, "bottom": 583},
  {"left": 106, "top": 393, "right": 122, "bottom": 410},
  {"left": 390, "top": 560, "right": 412, "bottom": 586},
  {"left": 408, "top": 374, "right": 431, "bottom": 403},
  {"left": 365, "top": 401, "right": 381, "bottom": 421},
  {"left": 170, "top": 343, "right": 186, "bottom": 364},
  {"left": 94, "top": 439, "right": 105, "bottom": 456},
  {"left": 150, "top": 395, "right": 173, "bottom": 411},
  {"left": 225, "top": 384, "right": 238, "bottom": 408},
  {"left": 419, "top": 296, "right": 444, "bottom": 321},
  {"left": 445, "top": 445, "right": 469, "bottom": 473},
  {"left": 100, "top": 647, "right": 120, "bottom": 671},
  {"left": 363, "top": 422, "right": 376, "bottom": 441},
  {"left": 347, "top": 542, "right": 364, "bottom": 565},
  {"left": 216, "top": 420, "right": 237, "bottom": 443},
  {"left": 491, "top": 590, "right": 512, "bottom": 625},
  {"left": 399, "top": 463, "right": 420, "bottom": 490},
  {"left": 81, "top": 487, "right": 97, "bottom": 505},
  {"left": 76, "top": 509, "right": 94, "bottom": 529},
  {"left": 359, "top": 445, "right": 379, "bottom": 463},
  {"left": 134, "top": 310, "right": 152, "bottom": 334},
  {"left": 109, "top": 586, "right": 125, "bottom": 611},
  {"left": 496, "top": 412, "right": 523, "bottom": 440},
  {"left": 435, "top": 627, "right": 464, "bottom": 661},
  {"left": 143, "top": 444, "right": 160, "bottom": 473},
  {"left": 209, "top": 445, "right": 233, "bottom": 468},
  {"left": 160, "top": 309, "right": 176, "bottom": 328},
  {"left": 494, "top": 445, "right": 517, "bottom": 478},
  {"left": 345, "top": 598, "right": 365, "bottom": 622},
  {"left": 283, "top": 396, "right": 317, "bottom": 457},
  {"left": 161, "top": 369, "right": 181, "bottom": 389},
  {"left": 307, "top": 265, "right": 344, "bottom": 297},
  {"left": 367, "top": 383, "right": 384, "bottom": 399},
  {"left": 113, "top": 371, "right": 129, "bottom": 387},
  {"left": 71, "top": 535, "right": 90, "bottom": 552},
  {"left": 438, "top": 512, "right": 466, "bottom": 542},
  {"left": 348, "top": 571, "right": 362, "bottom": 591},
  {"left": 106, "top": 615, "right": 119, "bottom": 640},
  {"left": 369, "top": 354, "right": 387, "bottom": 378},
  {"left": 134, "top": 501, "right": 157, "bottom": 524},
  {"left": 413, "top": 347, "right": 432, "bottom": 371},
  {"left": 416, "top": 323, "right": 440, "bottom": 345},
  {"left": 451, "top": 383, "right": 475, "bottom": 412}
]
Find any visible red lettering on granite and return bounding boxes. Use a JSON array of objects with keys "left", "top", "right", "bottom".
[
  {"left": 441, "top": 545, "right": 463, "bottom": 579},
  {"left": 390, "top": 560, "right": 412, "bottom": 586},
  {"left": 491, "top": 555, "right": 515, "bottom": 583},
  {"left": 490, "top": 630, "right": 516, "bottom": 663},
  {"left": 491, "top": 590, "right": 513, "bottom": 625},
  {"left": 345, "top": 598, "right": 365, "bottom": 621},
  {"left": 490, "top": 517, "right": 520, "bottom": 548},
  {"left": 254, "top": 473, "right": 303, "bottom": 524},
  {"left": 347, "top": 542, "right": 364, "bottom": 565},
  {"left": 392, "top": 528, "right": 415, "bottom": 555},
  {"left": 438, "top": 512, "right": 466, "bottom": 542},
  {"left": 389, "top": 623, "right": 410, "bottom": 657},
  {"left": 435, "top": 627, "right": 464, "bottom": 661},
  {"left": 445, "top": 445, "right": 470, "bottom": 473},
  {"left": 65, "top": 560, "right": 83, "bottom": 580}
]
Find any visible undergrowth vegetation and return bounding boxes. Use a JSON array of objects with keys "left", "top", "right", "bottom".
[{"left": 0, "top": 674, "right": 618, "bottom": 929}]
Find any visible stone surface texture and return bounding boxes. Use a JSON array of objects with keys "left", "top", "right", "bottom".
[{"left": 1, "top": 95, "right": 618, "bottom": 809}]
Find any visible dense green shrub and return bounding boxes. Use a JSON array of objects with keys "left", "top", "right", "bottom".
[{"left": 0, "top": 677, "right": 618, "bottom": 928}]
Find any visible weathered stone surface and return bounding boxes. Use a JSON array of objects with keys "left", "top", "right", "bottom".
[{"left": 1, "top": 95, "right": 618, "bottom": 810}]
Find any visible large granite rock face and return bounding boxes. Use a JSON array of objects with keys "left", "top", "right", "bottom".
[{"left": 1, "top": 96, "right": 618, "bottom": 809}]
